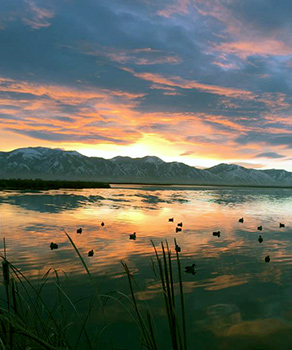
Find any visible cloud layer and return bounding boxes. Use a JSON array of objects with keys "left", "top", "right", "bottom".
[{"left": 1, "top": 0, "right": 292, "bottom": 169}]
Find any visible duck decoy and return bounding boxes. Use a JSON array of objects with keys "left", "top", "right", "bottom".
[
  {"left": 265, "top": 255, "right": 270, "bottom": 263},
  {"left": 279, "top": 223, "right": 285, "bottom": 228},
  {"left": 177, "top": 222, "right": 183, "bottom": 227},
  {"left": 101, "top": 222, "right": 105, "bottom": 227},
  {"left": 239, "top": 218, "right": 244, "bottom": 223},
  {"left": 258, "top": 235, "right": 263, "bottom": 243},
  {"left": 169, "top": 218, "right": 174, "bottom": 222},
  {"left": 50, "top": 242, "right": 58, "bottom": 250},
  {"left": 185, "top": 263, "right": 196, "bottom": 274},
  {"left": 77, "top": 228, "right": 82, "bottom": 234},
  {"left": 175, "top": 244, "right": 181, "bottom": 253},
  {"left": 129, "top": 232, "right": 136, "bottom": 240},
  {"left": 257, "top": 226, "right": 262, "bottom": 231},
  {"left": 176, "top": 227, "right": 182, "bottom": 233},
  {"left": 213, "top": 231, "right": 221, "bottom": 237},
  {"left": 88, "top": 250, "right": 94, "bottom": 257}
]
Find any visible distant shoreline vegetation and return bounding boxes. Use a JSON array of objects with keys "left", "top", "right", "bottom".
[
  {"left": 0, "top": 178, "right": 111, "bottom": 190},
  {"left": 110, "top": 182, "right": 292, "bottom": 189},
  {"left": 1, "top": 179, "right": 292, "bottom": 190}
]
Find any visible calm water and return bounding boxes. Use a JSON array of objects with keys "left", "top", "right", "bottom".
[{"left": 1, "top": 185, "right": 292, "bottom": 349}]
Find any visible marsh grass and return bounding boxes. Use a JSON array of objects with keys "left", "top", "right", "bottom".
[
  {"left": 122, "top": 239, "right": 188, "bottom": 350},
  {"left": 0, "top": 234, "right": 189, "bottom": 349},
  {"left": 0, "top": 233, "right": 108, "bottom": 349}
]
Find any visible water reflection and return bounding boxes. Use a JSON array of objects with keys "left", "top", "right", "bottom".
[{"left": 1, "top": 185, "right": 292, "bottom": 348}]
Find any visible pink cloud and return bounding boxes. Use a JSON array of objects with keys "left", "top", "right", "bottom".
[
  {"left": 195, "top": 1, "right": 292, "bottom": 60},
  {"left": 157, "top": 0, "right": 190, "bottom": 18},
  {"left": 22, "top": 1, "right": 54, "bottom": 30},
  {"left": 79, "top": 44, "right": 181, "bottom": 65},
  {"left": 212, "top": 60, "right": 239, "bottom": 70},
  {"left": 215, "top": 39, "right": 292, "bottom": 59}
]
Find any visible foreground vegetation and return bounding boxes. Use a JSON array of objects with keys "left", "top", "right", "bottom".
[
  {"left": 0, "top": 179, "right": 110, "bottom": 190},
  {"left": 0, "top": 235, "right": 188, "bottom": 349}
]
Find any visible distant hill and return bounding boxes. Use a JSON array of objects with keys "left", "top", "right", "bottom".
[{"left": 1, "top": 147, "right": 292, "bottom": 187}]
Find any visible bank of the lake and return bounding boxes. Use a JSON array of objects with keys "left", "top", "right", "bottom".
[{"left": 0, "top": 178, "right": 110, "bottom": 190}]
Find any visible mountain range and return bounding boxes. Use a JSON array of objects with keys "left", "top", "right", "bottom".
[{"left": 1, "top": 147, "right": 292, "bottom": 187}]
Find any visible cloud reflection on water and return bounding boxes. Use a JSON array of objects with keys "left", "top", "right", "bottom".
[{"left": 1, "top": 185, "right": 292, "bottom": 348}]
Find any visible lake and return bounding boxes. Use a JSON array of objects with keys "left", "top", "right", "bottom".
[{"left": 1, "top": 184, "right": 292, "bottom": 349}]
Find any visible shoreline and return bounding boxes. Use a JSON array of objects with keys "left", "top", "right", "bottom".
[
  {"left": 0, "top": 178, "right": 110, "bottom": 190},
  {"left": 1, "top": 178, "right": 292, "bottom": 190}
]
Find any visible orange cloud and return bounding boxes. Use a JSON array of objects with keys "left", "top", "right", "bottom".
[
  {"left": 124, "top": 68, "right": 252, "bottom": 97},
  {"left": 0, "top": 77, "right": 145, "bottom": 104},
  {"left": 0, "top": 77, "right": 145, "bottom": 146},
  {"left": 1, "top": 75, "right": 291, "bottom": 168}
]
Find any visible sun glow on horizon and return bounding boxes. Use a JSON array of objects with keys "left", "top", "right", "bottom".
[{"left": 74, "top": 134, "right": 227, "bottom": 168}]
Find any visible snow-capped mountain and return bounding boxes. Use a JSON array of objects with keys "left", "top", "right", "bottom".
[
  {"left": 1, "top": 147, "right": 292, "bottom": 186},
  {"left": 207, "top": 163, "right": 276, "bottom": 185}
]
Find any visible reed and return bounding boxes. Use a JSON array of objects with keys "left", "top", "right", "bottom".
[
  {"left": 122, "top": 239, "right": 188, "bottom": 350},
  {"left": 0, "top": 235, "right": 189, "bottom": 349},
  {"left": 0, "top": 235, "right": 102, "bottom": 349}
]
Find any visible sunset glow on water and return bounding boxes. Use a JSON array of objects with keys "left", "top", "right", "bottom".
[{"left": 1, "top": 185, "right": 292, "bottom": 348}]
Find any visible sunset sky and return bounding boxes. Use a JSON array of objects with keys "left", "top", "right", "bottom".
[{"left": 1, "top": 0, "right": 292, "bottom": 170}]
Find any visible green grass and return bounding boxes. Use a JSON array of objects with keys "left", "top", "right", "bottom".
[{"left": 0, "top": 235, "right": 189, "bottom": 349}]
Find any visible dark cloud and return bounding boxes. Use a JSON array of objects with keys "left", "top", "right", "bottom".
[
  {"left": 235, "top": 132, "right": 292, "bottom": 148},
  {"left": 255, "top": 152, "right": 286, "bottom": 159},
  {"left": 1, "top": 0, "right": 292, "bottom": 167},
  {"left": 6, "top": 128, "right": 130, "bottom": 144}
]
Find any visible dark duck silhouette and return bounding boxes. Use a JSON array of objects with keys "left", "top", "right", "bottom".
[
  {"left": 213, "top": 231, "right": 221, "bottom": 237},
  {"left": 279, "top": 223, "right": 285, "bottom": 228},
  {"left": 77, "top": 228, "right": 82, "bottom": 234},
  {"left": 257, "top": 226, "right": 263, "bottom": 231},
  {"left": 169, "top": 218, "right": 174, "bottom": 222},
  {"left": 88, "top": 250, "right": 94, "bottom": 257},
  {"left": 265, "top": 255, "right": 270, "bottom": 263},
  {"left": 175, "top": 244, "right": 181, "bottom": 253},
  {"left": 129, "top": 232, "right": 136, "bottom": 240},
  {"left": 177, "top": 222, "right": 183, "bottom": 227},
  {"left": 50, "top": 242, "right": 58, "bottom": 250},
  {"left": 101, "top": 222, "right": 105, "bottom": 227},
  {"left": 239, "top": 218, "right": 244, "bottom": 223},
  {"left": 185, "top": 263, "right": 196, "bottom": 274},
  {"left": 258, "top": 235, "right": 263, "bottom": 243},
  {"left": 176, "top": 227, "right": 182, "bottom": 233}
]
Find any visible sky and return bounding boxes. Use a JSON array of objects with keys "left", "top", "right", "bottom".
[{"left": 1, "top": 0, "right": 292, "bottom": 170}]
